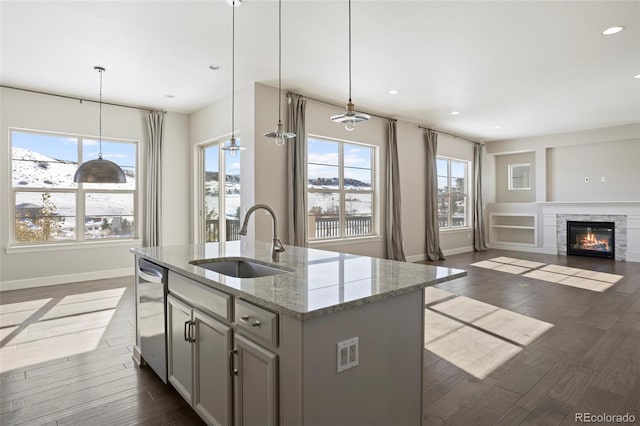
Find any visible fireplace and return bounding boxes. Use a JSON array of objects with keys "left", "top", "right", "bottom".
[{"left": 567, "top": 221, "right": 615, "bottom": 259}]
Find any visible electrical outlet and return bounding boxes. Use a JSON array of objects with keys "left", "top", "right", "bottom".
[{"left": 337, "top": 337, "right": 359, "bottom": 373}]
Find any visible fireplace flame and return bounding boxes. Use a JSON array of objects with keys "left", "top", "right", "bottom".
[{"left": 579, "top": 231, "right": 609, "bottom": 251}]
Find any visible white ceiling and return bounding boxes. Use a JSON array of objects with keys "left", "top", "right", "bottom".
[{"left": 1, "top": 0, "right": 639, "bottom": 142}]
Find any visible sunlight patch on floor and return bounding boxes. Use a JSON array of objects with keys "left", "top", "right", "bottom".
[
  {"left": 424, "top": 309, "right": 522, "bottom": 379},
  {"left": 431, "top": 296, "right": 554, "bottom": 345},
  {"left": 470, "top": 257, "right": 624, "bottom": 292},
  {"left": 424, "top": 292, "right": 554, "bottom": 379},
  {"left": 0, "top": 288, "right": 126, "bottom": 373}
]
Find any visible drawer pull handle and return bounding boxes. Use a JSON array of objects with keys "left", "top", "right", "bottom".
[{"left": 240, "top": 315, "right": 261, "bottom": 327}]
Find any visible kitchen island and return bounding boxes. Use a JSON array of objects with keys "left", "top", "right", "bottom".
[{"left": 132, "top": 241, "right": 465, "bottom": 426}]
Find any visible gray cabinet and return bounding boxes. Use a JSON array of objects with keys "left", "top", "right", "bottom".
[
  {"left": 167, "top": 294, "right": 232, "bottom": 426},
  {"left": 194, "top": 310, "right": 232, "bottom": 426},
  {"left": 233, "top": 334, "right": 278, "bottom": 426},
  {"left": 167, "top": 295, "right": 193, "bottom": 403}
]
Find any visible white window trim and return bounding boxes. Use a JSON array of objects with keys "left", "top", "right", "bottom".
[
  {"left": 306, "top": 134, "right": 379, "bottom": 242},
  {"left": 9, "top": 128, "right": 139, "bottom": 247},
  {"left": 437, "top": 156, "right": 470, "bottom": 230},
  {"left": 508, "top": 162, "right": 532, "bottom": 190},
  {"left": 195, "top": 134, "right": 239, "bottom": 244}
]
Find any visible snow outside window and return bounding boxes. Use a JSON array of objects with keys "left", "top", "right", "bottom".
[
  {"left": 10, "top": 129, "right": 137, "bottom": 244},
  {"left": 307, "top": 136, "right": 376, "bottom": 241}
]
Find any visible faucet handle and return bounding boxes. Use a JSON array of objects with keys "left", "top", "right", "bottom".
[{"left": 274, "top": 238, "right": 285, "bottom": 252}]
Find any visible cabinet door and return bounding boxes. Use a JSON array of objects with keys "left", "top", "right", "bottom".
[
  {"left": 234, "top": 334, "right": 278, "bottom": 426},
  {"left": 193, "top": 310, "right": 233, "bottom": 426},
  {"left": 167, "top": 295, "right": 194, "bottom": 404}
]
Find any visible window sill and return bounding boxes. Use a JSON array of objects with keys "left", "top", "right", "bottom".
[
  {"left": 6, "top": 239, "right": 143, "bottom": 254},
  {"left": 308, "top": 235, "right": 382, "bottom": 248}
]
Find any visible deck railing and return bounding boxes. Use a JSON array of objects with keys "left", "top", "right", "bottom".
[
  {"left": 310, "top": 215, "right": 372, "bottom": 239},
  {"left": 205, "top": 219, "right": 240, "bottom": 242}
]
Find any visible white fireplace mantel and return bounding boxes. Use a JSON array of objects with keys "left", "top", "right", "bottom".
[{"left": 539, "top": 202, "right": 640, "bottom": 262}]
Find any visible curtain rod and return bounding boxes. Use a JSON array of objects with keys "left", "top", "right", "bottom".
[
  {"left": 1, "top": 84, "right": 165, "bottom": 113},
  {"left": 418, "top": 125, "right": 483, "bottom": 146},
  {"left": 287, "top": 91, "right": 396, "bottom": 122}
]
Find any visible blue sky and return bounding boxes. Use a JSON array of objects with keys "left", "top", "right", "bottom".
[
  {"left": 12, "top": 130, "right": 136, "bottom": 168},
  {"left": 204, "top": 141, "right": 241, "bottom": 176}
]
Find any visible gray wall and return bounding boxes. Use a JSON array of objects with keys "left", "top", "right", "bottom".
[
  {"left": 486, "top": 123, "right": 640, "bottom": 203},
  {"left": 495, "top": 152, "right": 535, "bottom": 203},
  {"left": 546, "top": 139, "right": 640, "bottom": 201},
  {"left": 0, "top": 88, "right": 190, "bottom": 288}
]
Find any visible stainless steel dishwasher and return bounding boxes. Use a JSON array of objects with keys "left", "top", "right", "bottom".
[{"left": 133, "top": 256, "right": 168, "bottom": 383}]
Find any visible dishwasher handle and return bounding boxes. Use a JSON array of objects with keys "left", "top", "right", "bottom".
[{"left": 137, "top": 259, "right": 164, "bottom": 283}]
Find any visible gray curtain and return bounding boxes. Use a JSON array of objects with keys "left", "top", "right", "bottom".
[
  {"left": 287, "top": 95, "right": 307, "bottom": 246},
  {"left": 145, "top": 111, "right": 164, "bottom": 246},
  {"left": 386, "top": 120, "right": 406, "bottom": 261},
  {"left": 473, "top": 143, "right": 488, "bottom": 250},
  {"left": 424, "top": 129, "right": 444, "bottom": 260}
]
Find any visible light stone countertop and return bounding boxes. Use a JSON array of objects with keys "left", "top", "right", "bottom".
[{"left": 131, "top": 241, "right": 466, "bottom": 320}]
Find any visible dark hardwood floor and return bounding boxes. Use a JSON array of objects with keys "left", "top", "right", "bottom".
[
  {"left": 0, "top": 250, "right": 638, "bottom": 425},
  {"left": 421, "top": 250, "right": 640, "bottom": 425}
]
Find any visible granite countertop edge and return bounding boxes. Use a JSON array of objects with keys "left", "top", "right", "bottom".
[{"left": 132, "top": 243, "right": 467, "bottom": 321}]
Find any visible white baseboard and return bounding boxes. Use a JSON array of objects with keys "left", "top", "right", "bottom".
[
  {"left": 406, "top": 254, "right": 426, "bottom": 263},
  {"left": 0, "top": 268, "right": 133, "bottom": 292},
  {"left": 406, "top": 246, "right": 474, "bottom": 263},
  {"left": 443, "top": 246, "right": 474, "bottom": 257},
  {"left": 488, "top": 243, "right": 547, "bottom": 254}
]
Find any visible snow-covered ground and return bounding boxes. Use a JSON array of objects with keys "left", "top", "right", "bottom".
[{"left": 12, "top": 148, "right": 136, "bottom": 240}]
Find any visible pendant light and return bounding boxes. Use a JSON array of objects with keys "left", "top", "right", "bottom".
[
  {"left": 221, "top": 0, "right": 246, "bottom": 156},
  {"left": 330, "top": 0, "right": 369, "bottom": 131},
  {"left": 263, "top": 0, "right": 295, "bottom": 146},
  {"left": 74, "top": 66, "right": 126, "bottom": 183}
]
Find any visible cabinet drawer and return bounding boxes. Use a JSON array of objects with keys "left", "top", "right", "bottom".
[
  {"left": 235, "top": 299, "right": 278, "bottom": 346},
  {"left": 168, "top": 271, "right": 231, "bottom": 322}
]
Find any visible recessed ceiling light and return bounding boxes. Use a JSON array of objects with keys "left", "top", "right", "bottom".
[
  {"left": 388, "top": 89, "right": 399, "bottom": 95},
  {"left": 602, "top": 26, "right": 624, "bottom": 35},
  {"left": 165, "top": 94, "right": 175, "bottom": 99},
  {"left": 451, "top": 111, "right": 460, "bottom": 115},
  {"left": 209, "top": 65, "right": 220, "bottom": 71},
  {"left": 226, "top": 0, "right": 241, "bottom": 7},
  {"left": 494, "top": 125, "right": 501, "bottom": 129},
  {"left": 635, "top": 74, "right": 640, "bottom": 79}
]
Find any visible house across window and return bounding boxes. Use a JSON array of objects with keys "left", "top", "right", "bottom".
[
  {"left": 307, "top": 136, "right": 376, "bottom": 241},
  {"left": 437, "top": 157, "right": 469, "bottom": 229},
  {"left": 11, "top": 129, "right": 137, "bottom": 244}
]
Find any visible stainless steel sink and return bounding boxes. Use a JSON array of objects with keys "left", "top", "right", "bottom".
[{"left": 189, "top": 257, "right": 296, "bottom": 278}]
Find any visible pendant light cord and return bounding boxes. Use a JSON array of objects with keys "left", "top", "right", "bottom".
[
  {"left": 98, "top": 68, "right": 103, "bottom": 159},
  {"left": 278, "top": 0, "right": 282, "bottom": 123},
  {"left": 231, "top": 1, "right": 235, "bottom": 140},
  {"left": 348, "top": 0, "right": 352, "bottom": 104}
]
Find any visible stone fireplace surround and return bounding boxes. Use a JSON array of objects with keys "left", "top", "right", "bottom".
[
  {"left": 557, "top": 215, "right": 625, "bottom": 261},
  {"left": 540, "top": 202, "right": 640, "bottom": 263}
]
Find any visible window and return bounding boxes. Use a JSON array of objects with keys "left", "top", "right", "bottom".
[
  {"left": 200, "top": 140, "right": 241, "bottom": 243},
  {"left": 437, "top": 157, "right": 469, "bottom": 229},
  {"left": 11, "top": 129, "right": 137, "bottom": 244},
  {"left": 307, "top": 136, "right": 376, "bottom": 241},
  {"left": 508, "top": 163, "right": 531, "bottom": 190}
]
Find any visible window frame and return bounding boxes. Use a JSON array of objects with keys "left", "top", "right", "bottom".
[
  {"left": 196, "top": 137, "right": 242, "bottom": 243},
  {"left": 437, "top": 156, "right": 470, "bottom": 231},
  {"left": 10, "top": 128, "right": 139, "bottom": 246},
  {"left": 508, "top": 163, "right": 531, "bottom": 190},
  {"left": 306, "top": 134, "right": 378, "bottom": 242}
]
